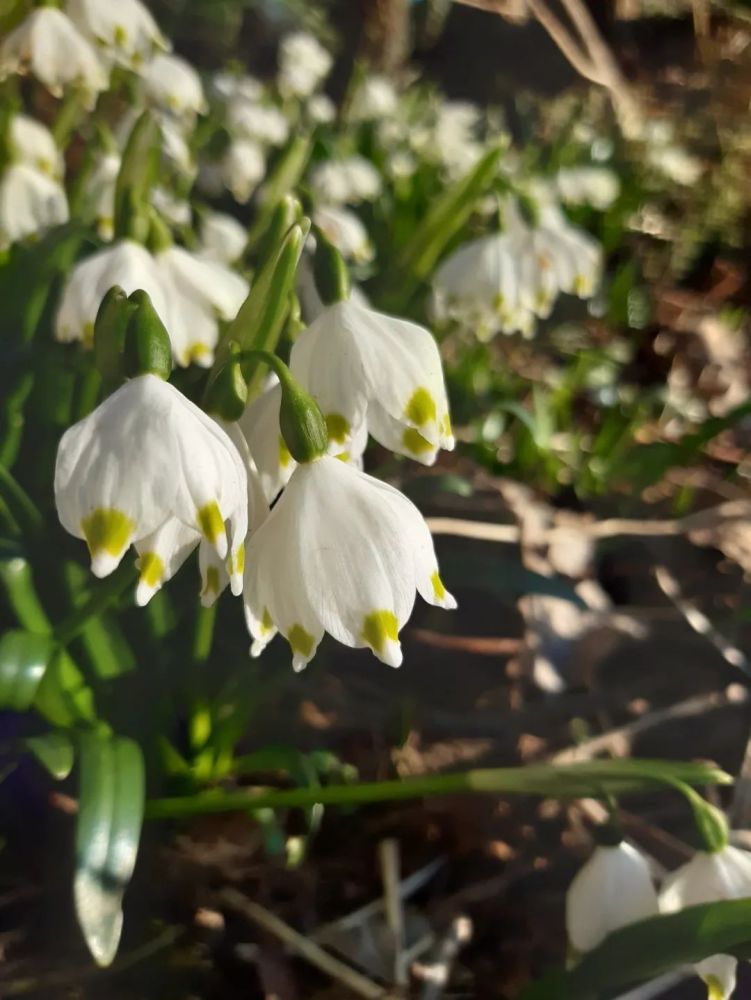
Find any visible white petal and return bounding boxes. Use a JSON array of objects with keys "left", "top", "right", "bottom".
[
  {"left": 237, "top": 381, "right": 295, "bottom": 503},
  {"left": 134, "top": 517, "right": 199, "bottom": 605}
]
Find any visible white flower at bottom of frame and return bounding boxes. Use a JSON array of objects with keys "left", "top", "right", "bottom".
[
  {"left": 242, "top": 454, "right": 456, "bottom": 671},
  {"left": 221, "top": 139, "right": 265, "bottom": 203},
  {"left": 313, "top": 205, "right": 373, "bottom": 264},
  {"left": 198, "top": 210, "right": 248, "bottom": 265},
  {"left": 290, "top": 298, "right": 454, "bottom": 465},
  {"left": 10, "top": 115, "right": 64, "bottom": 180},
  {"left": 565, "top": 841, "right": 658, "bottom": 954},
  {"left": 0, "top": 164, "right": 69, "bottom": 248},
  {"left": 142, "top": 52, "right": 207, "bottom": 122},
  {"left": 660, "top": 845, "right": 751, "bottom": 998},
  {"left": 66, "top": 0, "right": 169, "bottom": 70},
  {"left": 54, "top": 240, "right": 171, "bottom": 347},
  {"left": 0, "top": 7, "right": 107, "bottom": 104},
  {"left": 54, "top": 374, "right": 248, "bottom": 586}
]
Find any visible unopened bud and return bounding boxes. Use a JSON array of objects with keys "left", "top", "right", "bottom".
[{"left": 123, "top": 290, "right": 172, "bottom": 380}]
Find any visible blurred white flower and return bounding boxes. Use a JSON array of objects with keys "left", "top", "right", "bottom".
[
  {"left": 243, "top": 454, "right": 455, "bottom": 670},
  {"left": 387, "top": 150, "right": 416, "bottom": 181},
  {"left": 0, "top": 7, "right": 107, "bottom": 104},
  {"left": 647, "top": 145, "right": 703, "bottom": 186},
  {"left": 660, "top": 845, "right": 751, "bottom": 999},
  {"left": 142, "top": 52, "right": 207, "bottom": 122},
  {"left": 211, "top": 71, "right": 263, "bottom": 103},
  {"left": 566, "top": 841, "right": 658, "bottom": 953},
  {"left": 278, "top": 31, "right": 332, "bottom": 98},
  {"left": 349, "top": 76, "right": 398, "bottom": 122},
  {"left": 10, "top": 115, "right": 64, "bottom": 180},
  {"left": 67, "top": 0, "right": 168, "bottom": 70},
  {"left": 313, "top": 205, "right": 373, "bottom": 264},
  {"left": 307, "top": 93, "right": 336, "bottom": 124},
  {"left": 0, "top": 164, "right": 69, "bottom": 249},
  {"left": 555, "top": 166, "right": 620, "bottom": 211},
  {"left": 151, "top": 186, "right": 191, "bottom": 227},
  {"left": 290, "top": 297, "right": 454, "bottom": 465},
  {"left": 221, "top": 139, "right": 265, "bottom": 203},
  {"left": 54, "top": 374, "right": 247, "bottom": 594},
  {"left": 414, "top": 100, "right": 484, "bottom": 178},
  {"left": 309, "top": 155, "right": 381, "bottom": 205},
  {"left": 227, "top": 100, "right": 289, "bottom": 146},
  {"left": 84, "top": 151, "right": 120, "bottom": 239},
  {"left": 198, "top": 210, "right": 247, "bottom": 265}
]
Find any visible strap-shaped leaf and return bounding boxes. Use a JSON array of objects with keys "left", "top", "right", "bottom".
[
  {"left": 0, "top": 630, "right": 56, "bottom": 710},
  {"left": 26, "top": 731, "right": 75, "bottom": 780},
  {"left": 75, "top": 733, "right": 145, "bottom": 967},
  {"left": 522, "top": 898, "right": 751, "bottom": 1000},
  {"left": 33, "top": 648, "right": 97, "bottom": 728}
]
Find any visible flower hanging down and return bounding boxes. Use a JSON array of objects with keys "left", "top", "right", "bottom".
[
  {"left": 0, "top": 163, "right": 69, "bottom": 249},
  {"left": 67, "top": 0, "right": 169, "bottom": 69},
  {"left": 142, "top": 52, "right": 208, "bottom": 123},
  {"left": 198, "top": 210, "right": 248, "bottom": 265},
  {"left": 10, "top": 115, "right": 65, "bottom": 180},
  {"left": 290, "top": 298, "right": 454, "bottom": 465},
  {"left": 660, "top": 845, "right": 751, "bottom": 998},
  {"left": 243, "top": 454, "right": 456, "bottom": 671},
  {"left": 566, "top": 840, "right": 658, "bottom": 954},
  {"left": 277, "top": 31, "right": 332, "bottom": 99},
  {"left": 54, "top": 374, "right": 247, "bottom": 598}
]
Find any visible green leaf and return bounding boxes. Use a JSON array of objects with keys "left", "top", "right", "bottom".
[
  {"left": 523, "top": 898, "right": 751, "bottom": 1000},
  {"left": 26, "top": 731, "right": 75, "bottom": 780},
  {"left": 247, "top": 135, "right": 311, "bottom": 247},
  {"left": 33, "top": 648, "right": 97, "bottom": 728},
  {"left": 113, "top": 112, "right": 160, "bottom": 240},
  {"left": 75, "top": 733, "right": 145, "bottom": 967},
  {"left": 0, "top": 630, "right": 55, "bottom": 710}
]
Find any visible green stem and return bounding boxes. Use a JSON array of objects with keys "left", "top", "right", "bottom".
[
  {"left": 54, "top": 562, "right": 137, "bottom": 645},
  {"left": 191, "top": 603, "right": 216, "bottom": 665},
  {"left": 0, "top": 554, "right": 51, "bottom": 633},
  {"left": 0, "top": 465, "right": 43, "bottom": 535},
  {"left": 145, "top": 759, "right": 730, "bottom": 821},
  {"left": 52, "top": 87, "right": 85, "bottom": 148}
]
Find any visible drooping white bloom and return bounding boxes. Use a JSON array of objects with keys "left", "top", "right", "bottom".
[
  {"left": 55, "top": 240, "right": 171, "bottom": 347},
  {"left": 211, "top": 71, "right": 263, "bottom": 103},
  {"left": 566, "top": 842, "right": 658, "bottom": 954},
  {"left": 10, "top": 115, "right": 64, "bottom": 180},
  {"left": 555, "top": 166, "right": 620, "bottom": 211},
  {"left": 142, "top": 53, "right": 207, "bottom": 122},
  {"left": 0, "top": 7, "right": 107, "bottom": 104},
  {"left": 278, "top": 31, "right": 332, "bottom": 98},
  {"left": 243, "top": 454, "right": 455, "bottom": 670},
  {"left": 227, "top": 100, "right": 289, "bottom": 146},
  {"left": 413, "top": 100, "right": 484, "bottom": 178},
  {"left": 151, "top": 186, "right": 191, "bottom": 227},
  {"left": 309, "top": 156, "right": 382, "bottom": 206},
  {"left": 83, "top": 151, "right": 120, "bottom": 239},
  {"left": 221, "top": 139, "right": 265, "bottom": 203},
  {"left": 290, "top": 298, "right": 454, "bottom": 465},
  {"left": 647, "top": 144, "right": 703, "bottom": 186},
  {"left": 54, "top": 375, "right": 247, "bottom": 598},
  {"left": 660, "top": 845, "right": 751, "bottom": 998},
  {"left": 348, "top": 76, "right": 398, "bottom": 122},
  {"left": 313, "top": 205, "right": 373, "bottom": 264},
  {"left": 198, "top": 210, "right": 247, "bottom": 265},
  {"left": 0, "top": 164, "right": 69, "bottom": 249},
  {"left": 66, "top": 0, "right": 169, "bottom": 69},
  {"left": 307, "top": 93, "right": 336, "bottom": 124}
]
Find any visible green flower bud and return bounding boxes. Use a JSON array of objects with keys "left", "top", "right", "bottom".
[
  {"left": 313, "top": 226, "right": 350, "bottom": 305},
  {"left": 93, "top": 285, "right": 136, "bottom": 389},
  {"left": 255, "top": 194, "right": 302, "bottom": 265},
  {"left": 278, "top": 372, "right": 328, "bottom": 463},
  {"left": 204, "top": 343, "right": 248, "bottom": 422},
  {"left": 123, "top": 290, "right": 172, "bottom": 380}
]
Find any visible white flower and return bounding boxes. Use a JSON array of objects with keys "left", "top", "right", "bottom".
[
  {"left": 67, "top": 0, "right": 168, "bottom": 70},
  {"left": 349, "top": 76, "right": 398, "bottom": 122},
  {"left": 413, "top": 100, "right": 484, "bottom": 178},
  {"left": 660, "top": 845, "right": 751, "bottom": 998},
  {"left": 555, "top": 166, "right": 620, "bottom": 211},
  {"left": 309, "top": 156, "right": 382, "bottom": 206},
  {"left": 0, "top": 7, "right": 107, "bottom": 104},
  {"left": 647, "top": 144, "right": 703, "bottom": 186},
  {"left": 221, "top": 139, "right": 265, "bottom": 203},
  {"left": 198, "top": 210, "right": 247, "bottom": 265},
  {"left": 227, "top": 100, "right": 289, "bottom": 146},
  {"left": 0, "top": 164, "right": 69, "bottom": 249},
  {"left": 142, "top": 53, "right": 207, "bottom": 122},
  {"left": 83, "top": 151, "right": 120, "bottom": 239},
  {"left": 55, "top": 240, "right": 171, "bottom": 347},
  {"left": 155, "top": 245, "right": 249, "bottom": 367},
  {"left": 151, "top": 185, "right": 191, "bottom": 227},
  {"left": 290, "top": 298, "right": 454, "bottom": 465},
  {"left": 307, "top": 93, "right": 336, "bottom": 124},
  {"left": 10, "top": 115, "right": 64, "bottom": 180},
  {"left": 211, "top": 71, "right": 263, "bottom": 103},
  {"left": 278, "top": 31, "right": 332, "bottom": 98},
  {"left": 313, "top": 205, "right": 373, "bottom": 264},
  {"left": 566, "top": 842, "right": 658, "bottom": 953},
  {"left": 243, "top": 454, "right": 455, "bottom": 670},
  {"left": 54, "top": 374, "right": 247, "bottom": 598}
]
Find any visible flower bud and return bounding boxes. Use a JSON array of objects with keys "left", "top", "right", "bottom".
[
  {"left": 204, "top": 343, "right": 248, "bottom": 422},
  {"left": 93, "top": 285, "right": 136, "bottom": 389},
  {"left": 313, "top": 225, "right": 350, "bottom": 305},
  {"left": 278, "top": 368, "right": 328, "bottom": 463},
  {"left": 123, "top": 289, "right": 172, "bottom": 380}
]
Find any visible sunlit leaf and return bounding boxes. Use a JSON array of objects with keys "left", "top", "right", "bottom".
[
  {"left": 26, "top": 730, "right": 75, "bottom": 780},
  {"left": 0, "top": 630, "right": 56, "bottom": 710}
]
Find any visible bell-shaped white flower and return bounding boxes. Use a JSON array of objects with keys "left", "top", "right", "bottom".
[
  {"left": 307, "top": 93, "right": 336, "bottom": 124},
  {"left": 10, "top": 115, "right": 64, "bottom": 180},
  {"left": 313, "top": 205, "right": 373, "bottom": 264},
  {"left": 55, "top": 240, "right": 171, "bottom": 347},
  {"left": 555, "top": 166, "right": 620, "bottom": 211},
  {"left": 212, "top": 71, "right": 263, "bottom": 103},
  {"left": 142, "top": 52, "right": 207, "bottom": 122},
  {"left": 660, "top": 845, "right": 751, "bottom": 999},
  {"left": 290, "top": 298, "right": 454, "bottom": 465},
  {"left": 227, "top": 100, "right": 289, "bottom": 146},
  {"left": 151, "top": 186, "right": 191, "bottom": 227},
  {"left": 0, "top": 164, "right": 69, "bottom": 249},
  {"left": 566, "top": 841, "right": 658, "bottom": 954},
  {"left": 221, "top": 139, "right": 265, "bottom": 203},
  {"left": 80, "top": 151, "right": 119, "bottom": 239},
  {"left": 66, "top": 0, "right": 169, "bottom": 70},
  {"left": 309, "top": 156, "right": 382, "bottom": 206},
  {"left": 277, "top": 31, "right": 332, "bottom": 98},
  {"left": 0, "top": 6, "right": 107, "bottom": 104},
  {"left": 55, "top": 375, "right": 247, "bottom": 597},
  {"left": 348, "top": 76, "right": 398, "bottom": 122},
  {"left": 198, "top": 210, "right": 247, "bottom": 265},
  {"left": 243, "top": 454, "right": 455, "bottom": 670}
]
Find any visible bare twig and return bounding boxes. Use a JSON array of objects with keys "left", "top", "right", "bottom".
[{"left": 379, "top": 840, "right": 407, "bottom": 986}]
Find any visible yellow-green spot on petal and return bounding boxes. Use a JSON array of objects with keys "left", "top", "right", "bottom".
[
  {"left": 440, "top": 412, "right": 452, "bottom": 438},
  {"left": 279, "top": 435, "right": 292, "bottom": 468},
  {"left": 81, "top": 508, "right": 133, "bottom": 558},
  {"left": 705, "top": 976, "right": 725, "bottom": 1000},
  {"left": 202, "top": 565, "right": 220, "bottom": 597},
  {"left": 493, "top": 292, "right": 505, "bottom": 312},
  {"left": 335, "top": 451, "right": 349, "bottom": 463},
  {"left": 188, "top": 343, "right": 210, "bottom": 363},
  {"left": 288, "top": 624, "right": 314, "bottom": 659},
  {"left": 82, "top": 321, "right": 95, "bottom": 348},
  {"left": 431, "top": 571, "right": 447, "bottom": 601},
  {"left": 260, "top": 607, "right": 274, "bottom": 635},
  {"left": 574, "top": 274, "right": 589, "bottom": 296},
  {"left": 402, "top": 427, "right": 433, "bottom": 456},
  {"left": 231, "top": 543, "right": 245, "bottom": 576},
  {"left": 405, "top": 387, "right": 436, "bottom": 428},
  {"left": 325, "top": 413, "right": 350, "bottom": 444},
  {"left": 197, "top": 501, "right": 224, "bottom": 544},
  {"left": 362, "top": 610, "right": 399, "bottom": 654},
  {"left": 138, "top": 552, "right": 163, "bottom": 588},
  {"left": 114, "top": 24, "right": 128, "bottom": 47}
]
